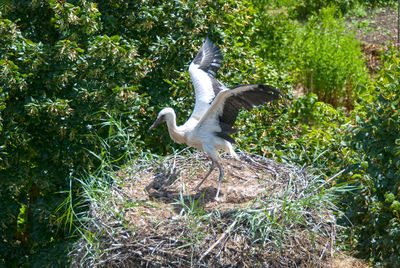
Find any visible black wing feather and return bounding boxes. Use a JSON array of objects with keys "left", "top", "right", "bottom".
[
  {"left": 216, "top": 84, "right": 283, "bottom": 143},
  {"left": 192, "top": 37, "right": 223, "bottom": 78}
]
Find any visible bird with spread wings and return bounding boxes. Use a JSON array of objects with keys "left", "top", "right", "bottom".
[{"left": 149, "top": 37, "right": 283, "bottom": 198}]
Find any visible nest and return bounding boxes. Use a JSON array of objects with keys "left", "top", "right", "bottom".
[{"left": 70, "top": 151, "right": 363, "bottom": 267}]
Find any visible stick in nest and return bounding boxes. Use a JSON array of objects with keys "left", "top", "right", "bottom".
[{"left": 198, "top": 217, "right": 239, "bottom": 263}]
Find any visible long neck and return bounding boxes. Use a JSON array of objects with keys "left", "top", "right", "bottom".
[{"left": 165, "top": 111, "right": 186, "bottom": 144}]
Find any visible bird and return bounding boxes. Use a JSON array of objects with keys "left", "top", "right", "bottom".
[{"left": 149, "top": 37, "right": 283, "bottom": 198}]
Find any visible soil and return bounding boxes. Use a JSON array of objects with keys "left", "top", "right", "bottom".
[
  {"left": 348, "top": 6, "right": 399, "bottom": 73},
  {"left": 115, "top": 153, "right": 295, "bottom": 237},
  {"left": 348, "top": 7, "right": 399, "bottom": 46},
  {"left": 127, "top": 155, "right": 283, "bottom": 210}
]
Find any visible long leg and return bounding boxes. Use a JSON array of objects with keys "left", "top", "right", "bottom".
[
  {"left": 194, "top": 159, "right": 216, "bottom": 191},
  {"left": 215, "top": 160, "right": 224, "bottom": 198}
]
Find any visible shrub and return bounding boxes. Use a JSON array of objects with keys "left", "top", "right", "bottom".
[
  {"left": 292, "top": 6, "right": 367, "bottom": 107},
  {"left": 0, "top": 0, "right": 284, "bottom": 265},
  {"left": 245, "top": 1, "right": 298, "bottom": 72},
  {"left": 294, "top": 0, "right": 357, "bottom": 18},
  {"left": 2, "top": 0, "right": 389, "bottom": 266},
  {"left": 344, "top": 48, "right": 400, "bottom": 266},
  {"left": 236, "top": 90, "right": 348, "bottom": 175},
  {"left": 0, "top": 9, "right": 152, "bottom": 265}
]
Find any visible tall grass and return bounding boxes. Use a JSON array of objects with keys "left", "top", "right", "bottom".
[
  {"left": 293, "top": 6, "right": 367, "bottom": 107},
  {"left": 54, "top": 112, "right": 153, "bottom": 257}
]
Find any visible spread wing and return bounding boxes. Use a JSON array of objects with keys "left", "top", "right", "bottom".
[
  {"left": 196, "top": 84, "right": 283, "bottom": 143},
  {"left": 186, "top": 37, "right": 226, "bottom": 126}
]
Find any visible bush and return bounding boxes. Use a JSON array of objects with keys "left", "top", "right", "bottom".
[
  {"left": 294, "top": 0, "right": 357, "bottom": 18},
  {"left": 292, "top": 6, "right": 367, "bottom": 107},
  {"left": 0, "top": 5, "right": 152, "bottom": 264},
  {"left": 249, "top": 5, "right": 368, "bottom": 108},
  {"left": 0, "top": 0, "right": 284, "bottom": 265},
  {"left": 245, "top": 1, "right": 298, "bottom": 72},
  {"left": 236, "top": 89, "right": 349, "bottom": 175},
  {"left": 2, "top": 0, "right": 395, "bottom": 266},
  {"left": 343, "top": 48, "right": 400, "bottom": 266},
  {"left": 288, "top": 0, "right": 396, "bottom": 18}
]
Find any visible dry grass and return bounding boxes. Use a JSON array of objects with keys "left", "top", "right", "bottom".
[{"left": 70, "top": 150, "right": 369, "bottom": 267}]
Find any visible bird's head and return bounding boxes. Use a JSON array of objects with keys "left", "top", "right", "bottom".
[{"left": 148, "top": 107, "right": 175, "bottom": 132}]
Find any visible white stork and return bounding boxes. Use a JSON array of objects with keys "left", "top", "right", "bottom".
[{"left": 149, "top": 37, "right": 283, "bottom": 198}]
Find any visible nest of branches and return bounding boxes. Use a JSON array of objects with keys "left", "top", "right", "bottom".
[{"left": 70, "top": 150, "right": 354, "bottom": 267}]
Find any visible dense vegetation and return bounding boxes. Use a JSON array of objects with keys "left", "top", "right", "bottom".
[{"left": 0, "top": 0, "right": 399, "bottom": 266}]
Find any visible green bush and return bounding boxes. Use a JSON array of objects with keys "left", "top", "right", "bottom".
[
  {"left": 0, "top": 0, "right": 285, "bottom": 265},
  {"left": 248, "top": 5, "right": 368, "bottom": 108},
  {"left": 288, "top": 0, "right": 396, "bottom": 18},
  {"left": 0, "top": 6, "right": 152, "bottom": 265},
  {"left": 2, "top": 0, "right": 397, "bottom": 266},
  {"left": 343, "top": 48, "right": 400, "bottom": 266},
  {"left": 245, "top": 1, "right": 298, "bottom": 72},
  {"left": 292, "top": 6, "right": 367, "bottom": 107},
  {"left": 236, "top": 90, "right": 349, "bottom": 174},
  {"left": 294, "top": 0, "right": 357, "bottom": 18}
]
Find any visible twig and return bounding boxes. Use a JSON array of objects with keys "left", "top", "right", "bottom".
[{"left": 198, "top": 217, "right": 238, "bottom": 263}]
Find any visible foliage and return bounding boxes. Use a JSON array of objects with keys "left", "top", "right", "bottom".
[
  {"left": 293, "top": 0, "right": 357, "bottom": 18},
  {"left": 0, "top": 0, "right": 285, "bottom": 265},
  {"left": 245, "top": 1, "right": 299, "bottom": 72},
  {"left": 236, "top": 92, "right": 349, "bottom": 176},
  {"left": 0, "top": 1, "right": 152, "bottom": 265},
  {"left": 0, "top": 0, "right": 399, "bottom": 266},
  {"left": 286, "top": 0, "right": 396, "bottom": 18},
  {"left": 243, "top": 4, "right": 368, "bottom": 108},
  {"left": 293, "top": 6, "right": 368, "bottom": 107},
  {"left": 343, "top": 48, "right": 400, "bottom": 266}
]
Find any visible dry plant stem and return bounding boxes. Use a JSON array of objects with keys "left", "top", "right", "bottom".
[{"left": 198, "top": 217, "right": 239, "bottom": 263}]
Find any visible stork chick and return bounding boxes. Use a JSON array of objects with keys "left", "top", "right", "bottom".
[{"left": 149, "top": 38, "right": 283, "bottom": 198}]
